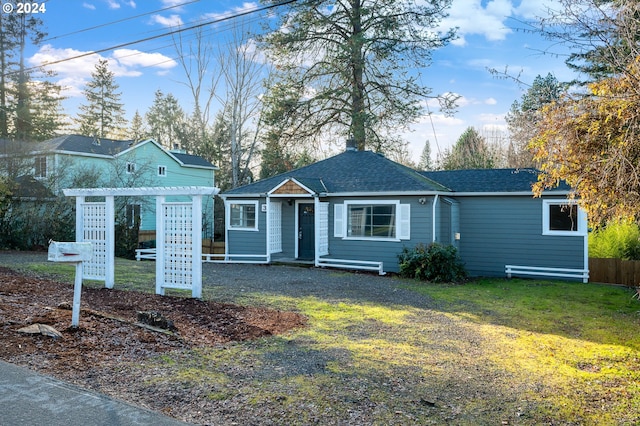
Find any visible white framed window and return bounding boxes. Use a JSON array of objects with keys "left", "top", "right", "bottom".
[
  {"left": 125, "top": 204, "right": 141, "bottom": 228},
  {"left": 126, "top": 162, "right": 136, "bottom": 174},
  {"left": 228, "top": 201, "right": 259, "bottom": 231},
  {"left": 542, "top": 199, "right": 587, "bottom": 236},
  {"left": 34, "top": 156, "right": 47, "bottom": 178},
  {"left": 334, "top": 200, "right": 410, "bottom": 241},
  {"left": 158, "top": 165, "right": 167, "bottom": 177}
]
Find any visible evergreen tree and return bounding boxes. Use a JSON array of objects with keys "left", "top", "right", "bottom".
[
  {"left": 506, "top": 73, "right": 564, "bottom": 168},
  {"left": 129, "top": 110, "right": 146, "bottom": 142},
  {"left": 29, "top": 76, "right": 67, "bottom": 141},
  {"left": 440, "top": 127, "right": 496, "bottom": 170},
  {"left": 145, "top": 90, "right": 186, "bottom": 149},
  {"left": 0, "top": 12, "right": 47, "bottom": 139},
  {"left": 259, "top": 0, "right": 456, "bottom": 153},
  {"left": 417, "top": 140, "right": 434, "bottom": 171},
  {"left": 75, "top": 59, "right": 127, "bottom": 138}
]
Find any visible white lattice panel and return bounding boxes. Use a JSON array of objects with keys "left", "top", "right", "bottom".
[
  {"left": 161, "top": 202, "right": 193, "bottom": 289},
  {"left": 82, "top": 202, "right": 107, "bottom": 280},
  {"left": 269, "top": 202, "right": 282, "bottom": 254}
]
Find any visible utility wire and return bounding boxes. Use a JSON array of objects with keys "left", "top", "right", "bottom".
[
  {"left": 41, "top": 0, "right": 201, "bottom": 42},
  {"left": 6, "top": 0, "right": 297, "bottom": 77}
]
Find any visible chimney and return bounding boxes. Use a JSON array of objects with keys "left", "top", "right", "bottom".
[{"left": 346, "top": 138, "right": 357, "bottom": 151}]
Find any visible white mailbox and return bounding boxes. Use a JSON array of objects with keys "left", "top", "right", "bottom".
[{"left": 48, "top": 241, "right": 93, "bottom": 263}]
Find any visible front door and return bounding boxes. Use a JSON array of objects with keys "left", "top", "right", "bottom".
[{"left": 298, "top": 203, "right": 315, "bottom": 260}]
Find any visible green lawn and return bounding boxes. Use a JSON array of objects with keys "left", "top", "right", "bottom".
[{"left": 4, "top": 256, "right": 640, "bottom": 425}]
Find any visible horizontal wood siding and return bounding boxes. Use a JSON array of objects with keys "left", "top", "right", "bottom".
[
  {"left": 227, "top": 198, "right": 267, "bottom": 255},
  {"left": 457, "top": 196, "right": 585, "bottom": 277},
  {"left": 326, "top": 196, "right": 433, "bottom": 273}
]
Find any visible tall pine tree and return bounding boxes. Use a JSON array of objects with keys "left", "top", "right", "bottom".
[
  {"left": 75, "top": 59, "right": 127, "bottom": 139},
  {"left": 259, "top": 0, "right": 456, "bottom": 154}
]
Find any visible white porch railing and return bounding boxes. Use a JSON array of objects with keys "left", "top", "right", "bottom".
[
  {"left": 505, "top": 264, "right": 589, "bottom": 283},
  {"left": 316, "top": 258, "right": 385, "bottom": 275}
]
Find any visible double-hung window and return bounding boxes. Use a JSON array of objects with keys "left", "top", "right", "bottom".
[
  {"left": 348, "top": 204, "right": 396, "bottom": 238},
  {"left": 229, "top": 201, "right": 258, "bottom": 230},
  {"left": 34, "top": 156, "right": 47, "bottom": 178},
  {"left": 542, "top": 199, "right": 587, "bottom": 236},
  {"left": 335, "top": 200, "right": 410, "bottom": 240}
]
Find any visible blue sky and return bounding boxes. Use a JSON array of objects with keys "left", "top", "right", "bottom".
[{"left": 23, "top": 0, "right": 573, "bottom": 163}]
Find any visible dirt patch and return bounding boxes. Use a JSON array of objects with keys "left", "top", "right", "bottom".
[{"left": 0, "top": 266, "right": 306, "bottom": 386}]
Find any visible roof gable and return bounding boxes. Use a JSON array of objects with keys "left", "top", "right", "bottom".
[{"left": 224, "top": 150, "right": 446, "bottom": 196}]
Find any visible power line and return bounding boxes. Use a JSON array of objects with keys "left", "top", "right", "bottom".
[
  {"left": 7, "top": 0, "right": 297, "bottom": 77},
  {"left": 41, "top": 0, "right": 201, "bottom": 42}
]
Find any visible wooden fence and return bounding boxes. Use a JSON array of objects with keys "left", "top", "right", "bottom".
[{"left": 588, "top": 258, "right": 640, "bottom": 286}]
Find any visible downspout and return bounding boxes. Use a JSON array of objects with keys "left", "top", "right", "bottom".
[
  {"left": 432, "top": 194, "right": 439, "bottom": 243},
  {"left": 314, "top": 195, "right": 319, "bottom": 268},
  {"left": 266, "top": 194, "right": 271, "bottom": 263}
]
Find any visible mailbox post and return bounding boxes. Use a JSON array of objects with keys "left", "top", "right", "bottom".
[{"left": 48, "top": 241, "right": 93, "bottom": 327}]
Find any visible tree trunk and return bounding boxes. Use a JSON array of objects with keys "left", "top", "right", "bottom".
[{"left": 350, "top": 0, "right": 366, "bottom": 151}]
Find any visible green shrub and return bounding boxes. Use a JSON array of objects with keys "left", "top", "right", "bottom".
[
  {"left": 398, "top": 242, "right": 466, "bottom": 283},
  {"left": 589, "top": 219, "right": 640, "bottom": 260}
]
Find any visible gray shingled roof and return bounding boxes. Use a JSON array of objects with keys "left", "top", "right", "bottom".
[
  {"left": 41, "top": 134, "right": 134, "bottom": 156},
  {"left": 224, "top": 150, "right": 447, "bottom": 195},
  {"left": 9, "top": 135, "right": 216, "bottom": 169},
  {"left": 224, "top": 152, "right": 572, "bottom": 197},
  {"left": 171, "top": 152, "right": 217, "bottom": 169},
  {"left": 420, "top": 168, "right": 570, "bottom": 193}
]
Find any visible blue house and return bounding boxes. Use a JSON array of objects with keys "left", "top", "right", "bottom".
[
  {"left": 220, "top": 143, "right": 588, "bottom": 281},
  {"left": 0, "top": 134, "right": 218, "bottom": 239}
]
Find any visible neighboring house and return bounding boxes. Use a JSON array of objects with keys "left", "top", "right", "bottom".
[
  {"left": 220, "top": 142, "right": 588, "bottom": 281},
  {"left": 0, "top": 134, "right": 218, "bottom": 238}
]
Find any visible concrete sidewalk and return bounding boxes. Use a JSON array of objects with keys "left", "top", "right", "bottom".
[{"left": 0, "top": 360, "right": 190, "bottom": 426}]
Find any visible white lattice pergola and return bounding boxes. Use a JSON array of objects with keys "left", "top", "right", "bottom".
[{"left": 63, "top": 186, "right": 219, "bottom": 298}]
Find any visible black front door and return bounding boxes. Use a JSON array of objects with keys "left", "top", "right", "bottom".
[{"left": 298, "top": 203, "right": 315, "bottom": 260}]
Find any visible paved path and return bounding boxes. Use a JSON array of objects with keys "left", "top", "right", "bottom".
[{"left": 0, "top": 360, "right": 190, "bottom": 426}]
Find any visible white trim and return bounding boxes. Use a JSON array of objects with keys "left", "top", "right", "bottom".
[
  {"left": 542, "top": 199, "right": 587, "bottom": 236},
  {"left": 227, "top": 200, "right": 259, "bottom": 231},
  {"left": 317, "top": 258, "right": 385, "bottom": 275},
  {"left": 64, "top": 186, "right": 219, "bottom": 197},
  {"left": 334, "top": 204, "right": 344, "bottom": 237},
  {"left": 506, "top": 265, "right": 589, "bottom": 283},
  {"left": 432, "top": 194, "right": 439, "bottom": 243},
  {"left": 339, "top": 200, "right": 404, "bottom": 241}
]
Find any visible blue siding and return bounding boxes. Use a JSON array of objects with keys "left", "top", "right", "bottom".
[
  {"left": 457, "top": 196, "right": 585, "bottom": 277},
  {"left": 227, "top": 198, "right": 267, "bottom": 258},
  {"left": 324, "top": 196, "right": 433, "bottom": 273}
]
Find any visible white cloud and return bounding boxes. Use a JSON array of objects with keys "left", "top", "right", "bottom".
[
  {"left": 151, "top": 14, "right": 184, "bottom": 27},
  {"left": 106, "top": 0, "right": 120, "bottom": 10},
  {"left": 113, "top": 49, "right": 177, "bottom": 69},
  {"left": 202, "top": 2, "right": 259, "bottom": 21},
  {"left": 440, "top": 0, "right": 515, "bottom": 46},
  {"left": 82, "top": 3, "right": 96, "bottom": 10},
  {"left": 161, "top": 0, "right": 185, "bottom": 6},
  {"left": 485, "top": 97, "right": 497, "bottom": 105},
  {"left": 28, "top": 45, "right": 176, "bottom": 97}
]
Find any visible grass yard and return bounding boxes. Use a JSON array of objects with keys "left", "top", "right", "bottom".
[
  {"left": 405, "top": 279, "right": 640, "bottom": 424},
  {"left": 3, "top": 254, "right": 640, "bottom": 425}
]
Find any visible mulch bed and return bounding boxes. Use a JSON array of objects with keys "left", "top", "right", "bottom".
[{"left": 0, "top": 266, "right": 306, "bottom": 379}]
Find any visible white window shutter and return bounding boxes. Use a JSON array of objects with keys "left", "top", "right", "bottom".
[
  {"left": 398, "top": 204, "right": 410, "bottom": 240},
  {"left": 318, "top": 202, "right": 329, "bottom": 255},
  {"left": 334, "top": 203, "right": 344, "bottom": 237}
]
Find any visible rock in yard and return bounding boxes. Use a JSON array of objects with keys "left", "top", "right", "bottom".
[
  {"left": 17, "top": 323, "right": 64, "bottom": 339},
  {"left": 137, "top": 310, "right": 176, "bottom": 331}
]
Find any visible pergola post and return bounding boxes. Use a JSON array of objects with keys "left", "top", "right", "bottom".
[
  {"left": 155, "top": 195, "right": 166, "bottom": 296},
  {"left": 105, "top": 195, "right": 115, "bottom": 289}
]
